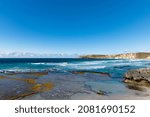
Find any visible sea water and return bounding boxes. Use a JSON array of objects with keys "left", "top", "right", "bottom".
[
  {"left": 0, "top": 58, "right": 150, "bottom": 78},
  {"left": 0, "top": 58, "right": 150, "bottom": 99}
]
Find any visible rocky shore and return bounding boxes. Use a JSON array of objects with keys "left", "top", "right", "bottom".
[
  {"left": 1, "top": 67, "right": 150, "bottom": 100},
  {"left": 0, "top": 71, "right": 54, "bottom": 99},
  {"left": 124, "top": 68, "right": 150, "bottom": 87}
]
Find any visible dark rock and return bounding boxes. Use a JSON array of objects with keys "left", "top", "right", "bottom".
[
  {"left": 113, "top": 65, "right": 131, "bottom": 70},
  {"left": 124, "top": 68, "right": 150, "bottom": 87},
  {"left": 126, "top": 84, "right": 146, "bottom": 91},
  {"left": 70, "top": 71, "right": 111, "bottom": 77},
  {"left": 97, "top": 90, "right": 107, "bottom": 95},
  {"left": 96, "top": 90, "right": 111, "bottom": 96}
]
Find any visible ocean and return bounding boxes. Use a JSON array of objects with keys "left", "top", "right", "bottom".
[
  {"left": 0, "top": 58, "right": 150, "bottom": 99},
  {"left": 0, "top": 58, "right": 150, "bottom": 78}
]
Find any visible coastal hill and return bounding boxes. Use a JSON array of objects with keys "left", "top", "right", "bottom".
[{"left": 80, "top": 52, "right": 150, "bottom": 59}]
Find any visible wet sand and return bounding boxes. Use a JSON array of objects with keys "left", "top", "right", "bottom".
[{"left": 0, "top": 71, "right": 150, "bottom": 100}]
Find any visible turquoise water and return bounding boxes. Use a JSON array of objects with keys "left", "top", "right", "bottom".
[
  {"left": 0, "top": 58, "right": 150, "bottom": 78},
  {"left": 0, "top": 58, "right": 150, "bottom": 99}
]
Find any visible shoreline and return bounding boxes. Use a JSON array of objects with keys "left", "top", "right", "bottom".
[
  {"left": 80, "top": 52, "right": 150, "bottom": 59},
  {"left": 0, "top": 70, "right": 150, "bottom": 100},
  {"left": 0, "top": 58, "right": 150, "bottom": 100}
]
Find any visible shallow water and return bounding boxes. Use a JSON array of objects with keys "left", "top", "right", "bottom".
[{"left": 0, "top": 58, "right": 150, "bottom": 100}]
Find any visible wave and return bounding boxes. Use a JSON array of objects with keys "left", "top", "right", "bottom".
[
  {"left": 79, "top": 61, "right": 106, "bottom": 65},
  {"left": 31, "top": 61, "right": 105, "bottom": 67},
  {"left": 0, "top": 68, "right": 60, "bottom": 73},
  {"left": 30, "top": 63, "right": 46, "bottom": 65},
  {"left": 0, "top": 59, "right": 149, "bottom": 74},
  {"left": 31, "top": 62, "right": 69, "bottom": 66},
  {"left": 0, "top": 69, "right": 33, "bottom": 73},
  {"left": 69, "top": 65, "right": 106, "bottom": 70},
  {"left": 28, "top": 60, "right": 148, "bottom": 70}
]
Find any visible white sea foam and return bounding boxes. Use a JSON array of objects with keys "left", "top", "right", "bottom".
[
  {"left": 31, "top": 63, "right": 46, "bottom": 65},
  {"left": 112, "top": 63, "right": 131, "bottom": 66},
  {"left": 31, "top": 62, "right": 69, "bottom": 66},
  {"left": 70, "top": 65, "right": 106, "bottom": 70},
  {"left": 80, "top": 61, "right": 106, "bottom": 65},
  {"left": 30, "top": 61, "right": 108, "bottom": 70},
  {"left": 83, "top": 66, "right": 106, "bottom": 69},
  {"left": 58, "top": 62, "right": 69, "bottom": 66},
  {"left": 6, "top": 59, "right": 149, "bottom": 72}
]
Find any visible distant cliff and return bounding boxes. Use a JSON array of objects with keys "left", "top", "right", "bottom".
[{"left": 80, "top": 52, "right": 150, "bottom": 59}]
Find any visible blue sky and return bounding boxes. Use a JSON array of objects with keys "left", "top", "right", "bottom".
[{"left": 0, "top": 0, "right": 150, "bottom": 56}]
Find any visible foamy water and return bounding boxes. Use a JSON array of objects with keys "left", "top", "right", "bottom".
[
  {"left": 0, "top": 58, "right": 150, "bottom": 100},
  {"left": 0, "top": 58, "right": 150, "bottom": 77}
]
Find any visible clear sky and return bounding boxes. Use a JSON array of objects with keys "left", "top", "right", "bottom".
[{"left": 0, "top": 0, "right": 150, "bottom": 56}]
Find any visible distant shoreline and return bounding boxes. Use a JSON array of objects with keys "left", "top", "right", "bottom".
[{"left": 80, "top": 52, "right": 150, "bottom": 59}]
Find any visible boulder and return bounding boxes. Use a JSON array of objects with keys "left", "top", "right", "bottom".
[{"left": 124, "top": 68, "right": 150, "bottom": 87}]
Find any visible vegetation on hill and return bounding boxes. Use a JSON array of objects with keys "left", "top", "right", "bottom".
[{"left": 80, "top": 52, "right": 150, "bottom": 59}]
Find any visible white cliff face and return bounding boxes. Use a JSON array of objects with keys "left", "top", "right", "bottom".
[
  {"left": 113, "top": 53, "right": 137, "bottom": 59},
  {"left": 147, "top": 56, "right": 150, "bottom": 59}
]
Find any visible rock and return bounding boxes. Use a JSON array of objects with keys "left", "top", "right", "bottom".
[
  {"left": 96, "top": 90, "right": 111, "bottom": 96},
  {"left": 124, "top": 68, "right": 150, "bottom": 87},
  {"left": 97, "top": 90, "right": 107, "bottom": 95},
  {"left": 70, "top": 71, "right": 111, "bottom": 77},
  {"left": 0, "top": 72, "right": 54, "bottom": 99},
  {"left": 126, "top": 84, "right": 146, "bottom": 91}
]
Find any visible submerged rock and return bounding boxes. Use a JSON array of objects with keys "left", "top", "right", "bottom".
[
  {"left": 96, "top": 90, "right": 111, "bottom": 96},
  {"left": 0, "top": 72, "right": 54, "bottom": 100},
  {"left": 124, "top": 68, "right": 150, "bottom": 87},
  {"left": 70, "top": 71, "right": 111, "bottom": 77}
]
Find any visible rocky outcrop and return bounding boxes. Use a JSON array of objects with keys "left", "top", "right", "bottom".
[
  {"left": 124, "top": 68, "right": 150, "bottom": 87},
  {"left": 70, "top": 71, "right": 111, "bottom": 77},
  {"left": 81, "top": 52, "right": 150, "bottom": 59}
]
